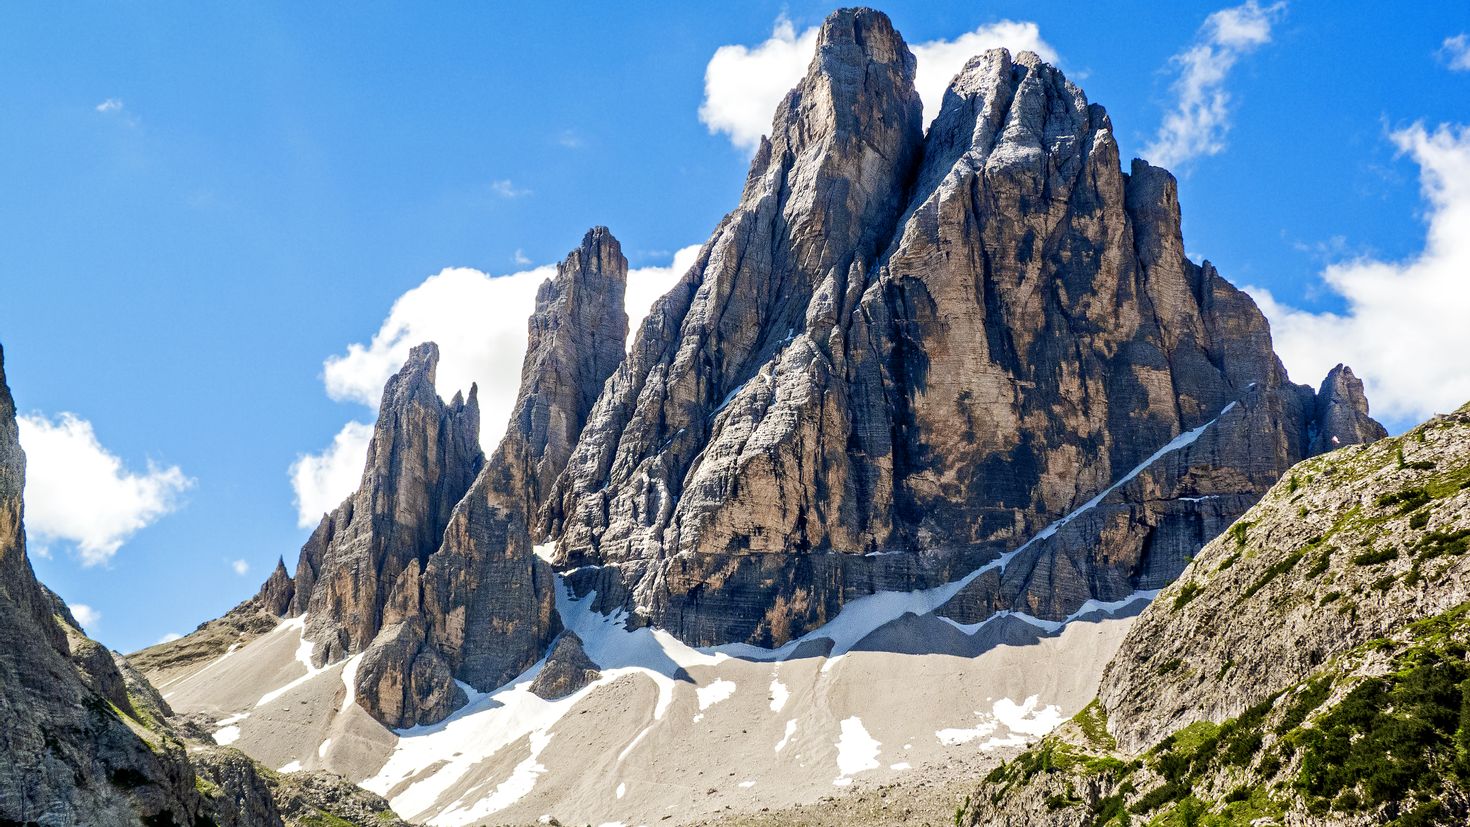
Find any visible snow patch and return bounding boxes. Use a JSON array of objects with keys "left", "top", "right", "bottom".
[
  {"left": 834, "top": 717, "right": 881, "bottom": 785},
  {"left": 212, "top": 726, "right": 240, "bottom": 746},
  {"left": 278, "top": 760, "right": 302, "bottom": 773},
  {"left": 769, "top": 678, "right": 789, "bottom": 712},
  {"left": 615, "top": 782, "right": 626, "bottom": 799},
  {"left": 696, "top": 679, "right": 736, "bottom": 711},
  {"left": 890, "top": 762, "right": 911, "bottom": 770},
  {"left": 936, "top": 711, "right": 1000, "bottom": 746},
  {"left": 256, "top": 616, "right": 328, "bottom": 708},
  {"left": 739, "top": 779, "right": 756, "bottom": 788},
  {"left": 775, "top": 719, "right": 797, "bottom": 753},
  {"left": 318, "top": 738, "right": 332, "bottom": 758},
  {"left": 994, "top": 695, "right": 1064, "bottom": 737},
  {"left": 532, "top": 542, "right": 556, "bottom": 562}
]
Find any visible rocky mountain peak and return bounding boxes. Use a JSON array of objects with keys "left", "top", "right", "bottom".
[
  {"left": 254, "top": 556, "right": 294, "bottom": 617},
  {"left": 1311, "top": 362, "right": 1388, "bottom": 453},
  {"left": 346, "top": 226, "right": 629, "bottom": 727},
  {"left": 294, "top": 337, "right": 483, "bottom": 665},
  {"left": 513, "top": 225, "right": 629, "bottom": 516}
]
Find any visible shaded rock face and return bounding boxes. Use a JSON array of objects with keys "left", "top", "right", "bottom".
[
  {"left": 294, "top": 341, "right": 484, "bottom": 664},
  {"left": 528, "top": 630, "right": 601, "bottom": 700},
  {"left": 0, "top": 344, "right": 205, "bottom": 825},
  {"left": 539, "top": 20, "right": 1384, "bottom": 647},
  {"left": 1310, "top": 362, "right": 1388, "bottom": 454},
  {"left": 256, "top": 556, "right": 295, "bottom": 616}
]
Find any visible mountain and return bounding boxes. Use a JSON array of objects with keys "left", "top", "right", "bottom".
[
  {"left": 127, "top": 7, "right": 1386, "bottom": 824},
  {"left": 966, "top": 400, "right": 1470, "bottom": 826},
  {"left": 0, "top": 344, "right": 408, "bottom": 826}
]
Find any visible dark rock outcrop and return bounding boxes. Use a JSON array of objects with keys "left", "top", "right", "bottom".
[
  {"left": 528, "top": 630, "right": 601, "bottom": 700},
  {"left": 256, "top": 556, "right": 295, "bottom": 616},
  {"left": 1310, "top": 362, "right": 1387, "bottom": 454}
]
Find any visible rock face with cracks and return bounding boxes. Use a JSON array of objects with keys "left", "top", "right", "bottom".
[{"left": 540, "top": 16, "right": 1384, "bottom": 648}]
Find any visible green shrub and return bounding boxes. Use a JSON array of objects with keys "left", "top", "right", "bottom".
[{"left": 1352, "top": 546, "right": 1399, "bottom": 566}]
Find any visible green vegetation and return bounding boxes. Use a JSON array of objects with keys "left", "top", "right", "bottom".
[
  {"left": 1173, "top": 582, "right": 1204, "bottom": 610},
  {"left": 979, "top": 602, "right": 1470, "bottom": 826},
  {"left": 1351, "top": 546, "right": 1398, "bottom": 566},
  {"left": 1074, "top": 700, "right": 1117, "bottom": 751},
  {"left": 1241, "top": 549, "right": 1305, "bottom": 599},
  {"left": 1227, "top": 521, "right": 1251, "bottom": 550}
]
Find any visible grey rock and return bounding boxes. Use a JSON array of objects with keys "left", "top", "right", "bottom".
[
  {"left": 354, "top": 227, "right": 628, "bottom": 726},
  {"left": 528, "top": 630, "right": 601, "bottom": 700},
  {"left": 296, "top": 341, "right": 483, "bottom": 664},
  {"left": 1310, "top": 362, "right": 1388, "bottom": 454},
  {"left": 537, "top": 22, "right": 1385, "bottom": 648}
]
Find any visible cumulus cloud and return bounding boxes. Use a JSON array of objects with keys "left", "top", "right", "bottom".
[
  {"left": 1142, "top": 1, "right": 1286, "bottom": 169},
  {"left": 288, "top": 420, "right": 372, "bottom": 527},
  {"left": 292, "top": 246, "right": 700, "bottom": 522},
  {"left": 17, "top": 413, "right": 192, "bottom": 566},
  {"left": 1247, "top": 123, "right": 1470, "bottom": 427},
  {"left": 700, "top": 15, "right": 1057, "bottom": 152},
  {"left": 95, "top": 98, "right": 124, "bottom": 113},
  {"left": 71, "top": 603, "right": 101, "bottom": 629},
  {"left": 1440, "top": 34, "right": 1470, "bottom": 71},
  {"left": 231, "top": 559, "right": 250, "bottom": 576}
]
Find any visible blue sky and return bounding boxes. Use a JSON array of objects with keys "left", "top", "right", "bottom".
[{"left": 2, "top": 1, "right": 1467, "bottom": 652}]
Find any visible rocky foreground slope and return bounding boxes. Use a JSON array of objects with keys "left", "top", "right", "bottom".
[
  {"left": 967, "top": 402, "right": 1470, "bottom": 826},
  {"left": 0, "top": 345, "right": 408, "bottom": 826}
]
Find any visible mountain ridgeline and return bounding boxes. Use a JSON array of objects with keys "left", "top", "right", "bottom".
[{"left": 143, "top": 5, "right": 1383, "bottom": 736}]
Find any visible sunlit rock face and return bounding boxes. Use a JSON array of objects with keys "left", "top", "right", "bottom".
[{"left": 539, "top": 13, "right": 1383, "bottom": 647}]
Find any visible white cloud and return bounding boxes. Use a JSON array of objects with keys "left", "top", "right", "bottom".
[
  {"left": 293, "top": 246, "right": 699, "bottom": 520},
  {"left": 491, "top": 179, "right": 531, "bottom": 198},
  {"left": 232, "top": 559, "right": 250, "bottom": 576},
  {"left": 1143, "top": 1, "right": 1286, "bottom": 169},
  {"left": 513, "top": 248, "right": 532, "bottom": 265},
  {"left": 1247, "top": 123, "right": 1470, "bottom": 426},
  {"left": 288, "top": 420, "right": 372, "bottom": 527},
  {"left": 155, "top": 631, "right": 182, "bottom": 644},
  {"left": 1440, "top": 34, "right": 1470, "bottom": 71},
  {"left": 95, "top": 98, "right": 124, "bottom": 113},
  {"left": 17, "top": 413, "right": 192, "bottom": 566},
  {"left": 699, "top": 15, "right": 1057, "bottom": 152},
  {"left": 71, "top": 603, "right": 101, "bottom": 629},
  {"left": 624, "top": 245, "right": 702, "bottom": 347},
  {"left": 909, "top": 22, "right": 1058, "bottom": 125}
]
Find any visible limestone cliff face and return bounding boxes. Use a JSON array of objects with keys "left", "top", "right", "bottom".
[
  {"left": 537, "top": 21, "right": 1384, "bottom": 647},
  {"left": 294, "top": 342, "right": 483, "bottom": 665},
  {"left": 0, "top": 342, "right": 199, "bottom": 825}
]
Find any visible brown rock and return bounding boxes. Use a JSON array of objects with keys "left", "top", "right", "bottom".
[{"left": 528, "top": 630, "right": 601, "bottom": 700}]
